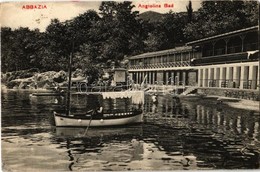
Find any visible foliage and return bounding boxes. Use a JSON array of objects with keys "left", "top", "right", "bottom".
[
  {"left": 83, "top": 1, "right": 145, "bottom": 67},
  {"left": 186, "top": 1, "right": 193, "bottom": 23},
  {"left": 144, "top": 11, "right": 188, "bottom": 51},
  {"left": 1, "top": 27, "right": 44, "bottom": 72},
  {"left": 40, "top": 10, "right": 100, "bottom": 71},
  {"left": 144, "top": 24, "right": 168, "bottom": 52},
  {"left": 1, "top": 0, "right": 258, "bottom": 75},
  {"left": 183, "top": 1, "right": 258, "bottom": 41}
]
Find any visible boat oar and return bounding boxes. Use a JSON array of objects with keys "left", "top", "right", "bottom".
[{"left": 84, "top": 109, "right": 95, "bottom": 136}]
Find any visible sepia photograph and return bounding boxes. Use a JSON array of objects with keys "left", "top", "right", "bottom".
[{"left": 1, "top": 0, "right": 260, "bottom": 171}]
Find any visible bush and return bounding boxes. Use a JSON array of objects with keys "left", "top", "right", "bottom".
[
  {"left": 6, "top": 81, "right": 20, "bottom": 89},
  {"left": 53, "top": 70, "right": 67, "bottom": 83}
]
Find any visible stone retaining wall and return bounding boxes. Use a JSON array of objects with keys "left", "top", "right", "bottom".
[{"left": 197, "top": 87, "right": 260, "bottom": 101}]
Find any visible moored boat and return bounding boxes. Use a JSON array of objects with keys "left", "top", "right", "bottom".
[
  {"left": 53, "top": 91, "right": 144, "bottom": 127},
  {"left": 53, "top": 108, "right": 143, "bottom": 127}
]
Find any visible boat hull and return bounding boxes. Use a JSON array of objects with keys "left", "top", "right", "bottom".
[{"left": 54, "top": 111, "right": 143, "bottom": 127}]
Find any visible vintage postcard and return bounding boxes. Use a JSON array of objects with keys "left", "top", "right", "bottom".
[{"left": 1, "top": 0, "right": 260, "bottom": 171}]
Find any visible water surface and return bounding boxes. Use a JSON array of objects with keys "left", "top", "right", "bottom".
[{"left": 2, "top": 90, "right": 260, "bottom": 171}]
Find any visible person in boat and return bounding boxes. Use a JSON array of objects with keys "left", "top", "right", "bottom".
[
  {"left": 54, "top": 85, "right": 65, "bottom": 104},
  {"left": 95, "top": 105, "right": 103, "bottom": 118},
  {"left": 97, "top": 106, "right": 103, "bottom": 113},
  {"left": 85, "top": 106, "right": 103, "bottom": 116}
]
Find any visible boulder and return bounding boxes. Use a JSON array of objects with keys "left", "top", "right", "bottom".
[
  {"left": 53, "top": 70, "right": 66, "bottom": 83},
  {"left": 6, "top": 78, "right": 33, "bottom": 89},
  {"left": 72, "top": 69, "right": 84, "bottom": 78},
  {"left": 6, "top": 80, "right": 19, "bottom": 89}
]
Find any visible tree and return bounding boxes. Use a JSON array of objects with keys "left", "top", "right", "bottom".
[
  {"left": 69, "top": 10, "right": 100, "bottom": 50},
  {"left": 144, "top": 24, "right": 168, "bottom": 52},
  {"left": 162, "top": 12, "right": 187, "bottom": 47},
  {"left": 73, "top": 52, "right": 102, "bottom": 84},
  {"left": 42, "top": 19, "right": 70, "bottom": 71},
  {"left": 1, "top": 27, "right": 44, "bottom": 72},
  {"left": 186, "top": 1, "right": 193, "bottom": 23},
  {"left": 183, "top": 1, "right": 258, "bottom": 41},
  {"left": 83, "top": 1, "right": 144, "bottom": 67},
  {"left": 1, "top": 27, "right": 14, "bottom": 72},
  {"left": 144, "top": 11, "right": 188, "bottom": 51}
]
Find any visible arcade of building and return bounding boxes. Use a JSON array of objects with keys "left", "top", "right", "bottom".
[{"left": 128, "top": 26, "right": 259, "bottom": 93}]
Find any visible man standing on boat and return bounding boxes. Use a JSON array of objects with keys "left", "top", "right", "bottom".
[
  {"left": 54, "top": 84, "right": 65, "bottom": 104},
  {"left": 85, "top": 75, "right": 89, "bottom": 86}
]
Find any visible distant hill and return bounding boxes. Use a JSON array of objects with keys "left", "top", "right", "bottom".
[
  {"left": 139, "top": 11, "right": 165, "bottom": 23},
  {"left": 139, "top": 11, "right": 198, "bottom": 23}
]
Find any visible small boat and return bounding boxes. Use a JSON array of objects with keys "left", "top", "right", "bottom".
[
  {"left": 53, "top": 108, "right": 143, "bottom": 127},
  {"left": 53, "top": 90, "right": 145, "bottom": 127}
]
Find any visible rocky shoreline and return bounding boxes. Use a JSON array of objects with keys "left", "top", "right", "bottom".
[{"left": 1, "top": 69, "right": 84, "bottom": 89}]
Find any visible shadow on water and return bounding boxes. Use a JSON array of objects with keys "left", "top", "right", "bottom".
[{"left": 1, "top": 90, "right": 260, "bottom": 170}]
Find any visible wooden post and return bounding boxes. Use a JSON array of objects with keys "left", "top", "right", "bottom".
[
  {"left": 258, "top": 1, "right": 260, "bottom": 90},
  {"left": 66, "top": 40, "right": 74, "bottom": 116}
]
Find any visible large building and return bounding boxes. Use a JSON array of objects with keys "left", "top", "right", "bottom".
[
  {"left": 128, "top": 26, "right": 259, "bottom": 92},
  {"left": 187, "top": 26, "right": 259, "bottom": 90}
]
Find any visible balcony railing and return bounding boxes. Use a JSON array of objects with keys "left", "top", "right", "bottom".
[
  {"left": 193, "top": 51, "right": 259, "bottom": 66},
  {"left": 129, "top": 61, "right": 191, "bottom": 69},
  {"left": 244, "top": 42, "right": 258, "bottom": 51},
  {"left": 223, "top": 90, "right": 260, "bottom": 101},
  {"left": 202, "top": 43, "right": 258, "bottom": 58},
  {"left": 199, "top": 79, "right": 259, "bottom": 90}
]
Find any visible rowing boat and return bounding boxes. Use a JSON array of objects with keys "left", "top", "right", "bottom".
[{"left": 53, "top": 108, "right": 143, "bottom": 127}]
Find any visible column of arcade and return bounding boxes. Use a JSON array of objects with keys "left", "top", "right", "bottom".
[
  {"left": 198, "top": 63, "right": 259, "bottom": 89},
  {"left": 130, "top": 70, "right": 189, "bottom": 86}
]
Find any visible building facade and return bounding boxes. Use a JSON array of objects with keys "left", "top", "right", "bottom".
[
  {"left": 187, "top": 26, "right": 259, "bottom": 90},
  {"left": 128, "top": 26, "right": 259, "bottom": 92},
  {"left": 128, "top": 46, "right": 198, "bottom": 86}
]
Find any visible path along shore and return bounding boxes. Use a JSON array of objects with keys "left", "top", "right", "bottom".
[
  {"left": 206, "top": 96, "right": 260, "bottom": 112},
  {"left": 225, "top": 99, "right": 259, "bottom": 112}
]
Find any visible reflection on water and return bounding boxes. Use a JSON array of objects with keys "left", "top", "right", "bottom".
[
  {"left": 54, "top": 126, "right": 144, "bottom": 171},
  {"left": 53, "top": 125, "right": 199, "bottom": 171},
  {"left": 1, "top": 90, "right": 260, "bottom": 171},
  {"left": 144, "top": 95, "right": 260, "bottom": 141}
]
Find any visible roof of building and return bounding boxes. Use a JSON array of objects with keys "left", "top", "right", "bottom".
[
  {"left": 128, "top": 46, "right": 192, "bottom": 60},
  {"left": 186, "top": 26, "right": 258, "bottom": 45},
  {"left": 113, "top": 68, "right": 126, "bottom": 71}
]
